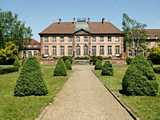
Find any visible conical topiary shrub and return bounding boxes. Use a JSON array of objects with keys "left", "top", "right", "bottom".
[
  {"left": 54, "top": 59, "right": 67, "bottom": 76},
  {"left": 65, "top": 59, "right": 72, "bottom": 70},
  {"left": 94, "top": 59, "right": 102, "bottom": 70},
  {"left": 122, "top": 55, "right": 158, "bottom": 96},
  {"left": 101, "top": 61, "right": 113, "bottom": 76},
  {"left": 14, "top": 57, "right": 48, "bottom": 96}
]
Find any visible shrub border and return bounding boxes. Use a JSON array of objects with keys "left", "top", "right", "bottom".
[{"left": 92, "top": 70, "right": 140, "bottom": 120}]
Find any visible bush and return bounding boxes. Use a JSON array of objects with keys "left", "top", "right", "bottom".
[
  {"left": 90, "top": 56, "right": 103, "bottom": 65},
  {"left": 153, "top": 66, "right": 160, "bottom": 73},
  {"left": 14, "top": 57, "right": 48, "bottom": 96},
  {"left": 101, "top": 61, "right": 113, "bottom": 76},
  {"left": 65, "top": 59, "right": 72, "bottom": 70},
  {"left": 90, "top": 56, "right": 97, "bottom": 65},
  {"left": 126, "top": 57, "right": 133, "bottom": 65},
  {"left": 95, "top": 59, "right": 102, "bottom": 70},
  {"left": 13, "top": 57, "right": 21, "bottom": 68},
  {"left": 0, "top": 66, "right": 18, "bottom": 74},
  {"left": 0, "top": 42, "right": 18, "bottom": 65},
  {"left": 62, "top": 56, "right": 72, "bottom": 64},
  {"left": 148, "top": 47, "right": 160, "bottom": 64},
  {"left": 75, "top": 56, "right": 89, "bottom": 60},
  {"left": 54, "top": 59, "right": 67, "bottom": 76},
  {"left": 122, "top": 55, "right": 158, "bottom": 96}
]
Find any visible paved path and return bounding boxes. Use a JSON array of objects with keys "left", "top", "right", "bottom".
[{"left": 37, "top": 65, "right": 133, "bottom": 120}]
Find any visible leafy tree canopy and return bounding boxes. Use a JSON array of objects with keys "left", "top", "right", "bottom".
[
  {"left": 122, "top": 13, "right": 147, "bottom": 56},
  {"left": 0, "top": 9, "right": 32, "bottom": 50}
]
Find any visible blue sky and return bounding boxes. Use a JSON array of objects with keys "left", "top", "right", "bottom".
[{"left": 0, "top": 0, "right": 160, "bottom": 40}]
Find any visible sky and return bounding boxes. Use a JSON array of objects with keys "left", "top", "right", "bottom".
[{"left": 0, "top": 0, "right": 160, "bottom": 40}]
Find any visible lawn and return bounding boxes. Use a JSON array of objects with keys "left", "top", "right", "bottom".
[
  {"left": 95, "top": 64, "right": 160, "bottom": 120},
  {"left": 0, "top": 64, "right": 68, "bottom": 120}
]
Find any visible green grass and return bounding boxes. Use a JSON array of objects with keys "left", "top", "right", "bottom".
[
  {"left": 95, "top": 64, "right": 160, "bottom": 120},
  {"left": 0, "top": 64, "right": 68, "bottom": 120}
]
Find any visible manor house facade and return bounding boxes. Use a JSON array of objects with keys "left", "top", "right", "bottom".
[{"left": 39, "top": 18, "right": 125, "bottom": 59}]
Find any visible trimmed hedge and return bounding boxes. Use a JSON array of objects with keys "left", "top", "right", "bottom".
[
  {"left": 95, "top": 59, "right": 102, "bottom": 70},
  {"left": 54, "top": 59, "right": 67, "bottom": 76},
  {"left": 14, "top": 57, "right": 48, "bottom": 96},
  {"left": 101, "top": 61, "right": 113, "bottom": 76},
  {"left": 0, "top": 66, "right": 18, "bottom": 74},
  {"left": 65, "top": 59, "right": 72, "bottom": 70},
  {"left": 122, "top": 55, "right": 158, "bottom": 96}
]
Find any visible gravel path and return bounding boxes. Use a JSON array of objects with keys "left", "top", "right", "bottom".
[{"left": 37, "top": 65, "right": 133, "bottom": 120}]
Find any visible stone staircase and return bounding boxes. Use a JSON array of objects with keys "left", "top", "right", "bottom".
[{"left": 74, "top": 59, "right": 90, "bottom": 65}]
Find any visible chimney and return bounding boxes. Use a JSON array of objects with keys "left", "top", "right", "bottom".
[
  {"left": 102, "top": 18, "right": 105, "bottom": 24},
  {"left": 87, "top": 18, "right": 90, "bottom": 23},
  {"left": 58, "top": 18, "right": 61, "bottom": 24},
  {"left": 72, "top": 18, "right": 75, "bottom": 24}
]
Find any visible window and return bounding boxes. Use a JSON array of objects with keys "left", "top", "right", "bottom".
[
  {"left": 60, "top": 36, "right": 64, "bottom": 42},
  {"left": 100, "top": 36, "right": 104, "bottom": 42},
  {"left": 84, "top": 36, "right": 88, "bottom": 42},
  {"left": 76, "top": 36, "right": 80, "bottom": 42},
  {"left": 100, "top": 46, "right": 104, "bottom": 55},
  {"left": 52, "top": 46, "right": 56, "bottom": 56},
  {"left": 108, "top": 36, "right": 112, "bottom": 42},
  {"left": 60, "top": 46, "right": 64, "bottom": 56},
  {"left": 115, "top": 37, "right": 120, "bottom": 42},
  {"left": 76, "top": 44, "right": 80, "bottom": 56},
  {"left": 44, "top": 46, "right": 49, "bottom": 55},
  {"left": 68, "top": 37, "right": 72, "bottom": 42},
  {"left": 28, "top": 51, "right": 32, "bottom": 57},
  {"left": 68, "top": 46, "right": 72, "bottom": 56},
  {"left": 92, "top": 36, "right": 96, "bottom": 42},
  {"left": 115, "top": 45, "right": 120, "bottom": 54},
  {"left": 108, "top": 46, "right": 112, "bottom": 55},
  {"left": 51, "top": 36, "right": 56, "bottom": 42},
  {"left": 92, "top": 46, "right": 96, "bottom": 56},
  {"left": 84, "top": 44, "right": 88, "bottom": 55},
  {"left": 34, "top": 51, "right": 37, "bottom": 56},
  {"left": 44, "top": 36, "right": 48, "bottom": 42}
]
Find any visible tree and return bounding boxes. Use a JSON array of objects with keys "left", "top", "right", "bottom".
[
  {"left": 14, "top": 57, "right": 48, "bottom": 96},
  {"left": 122, "top": 13, "right": 147, "bottom": 57},
  {"left": 148, "top": 47, "right": 160, "bottom": 64},
  {"left": 0, "top": 42, "right": 18, "bottom": 64},
  {"left": 0, "top": 9, "right": 32, "bottom": 50}
]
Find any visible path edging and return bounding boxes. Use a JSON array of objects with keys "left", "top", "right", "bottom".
[{"left": 92, "top": 70, "right": 140, "bottom": 120}]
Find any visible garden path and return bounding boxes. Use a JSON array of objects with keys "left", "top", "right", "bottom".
[{"left": 37, "top": 65, "right": 133, "bottom": 120}]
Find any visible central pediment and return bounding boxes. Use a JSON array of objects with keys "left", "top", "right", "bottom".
[{"left": 74, "top": 29, "right": 90, "bottom": 35}]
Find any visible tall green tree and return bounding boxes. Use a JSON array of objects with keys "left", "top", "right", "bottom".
[
  {"left": 122, "top": 13, "right": 147, "bottom": 56},
  {"left": 0, "top": 9, "right": 32, "bottom": 50}
]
